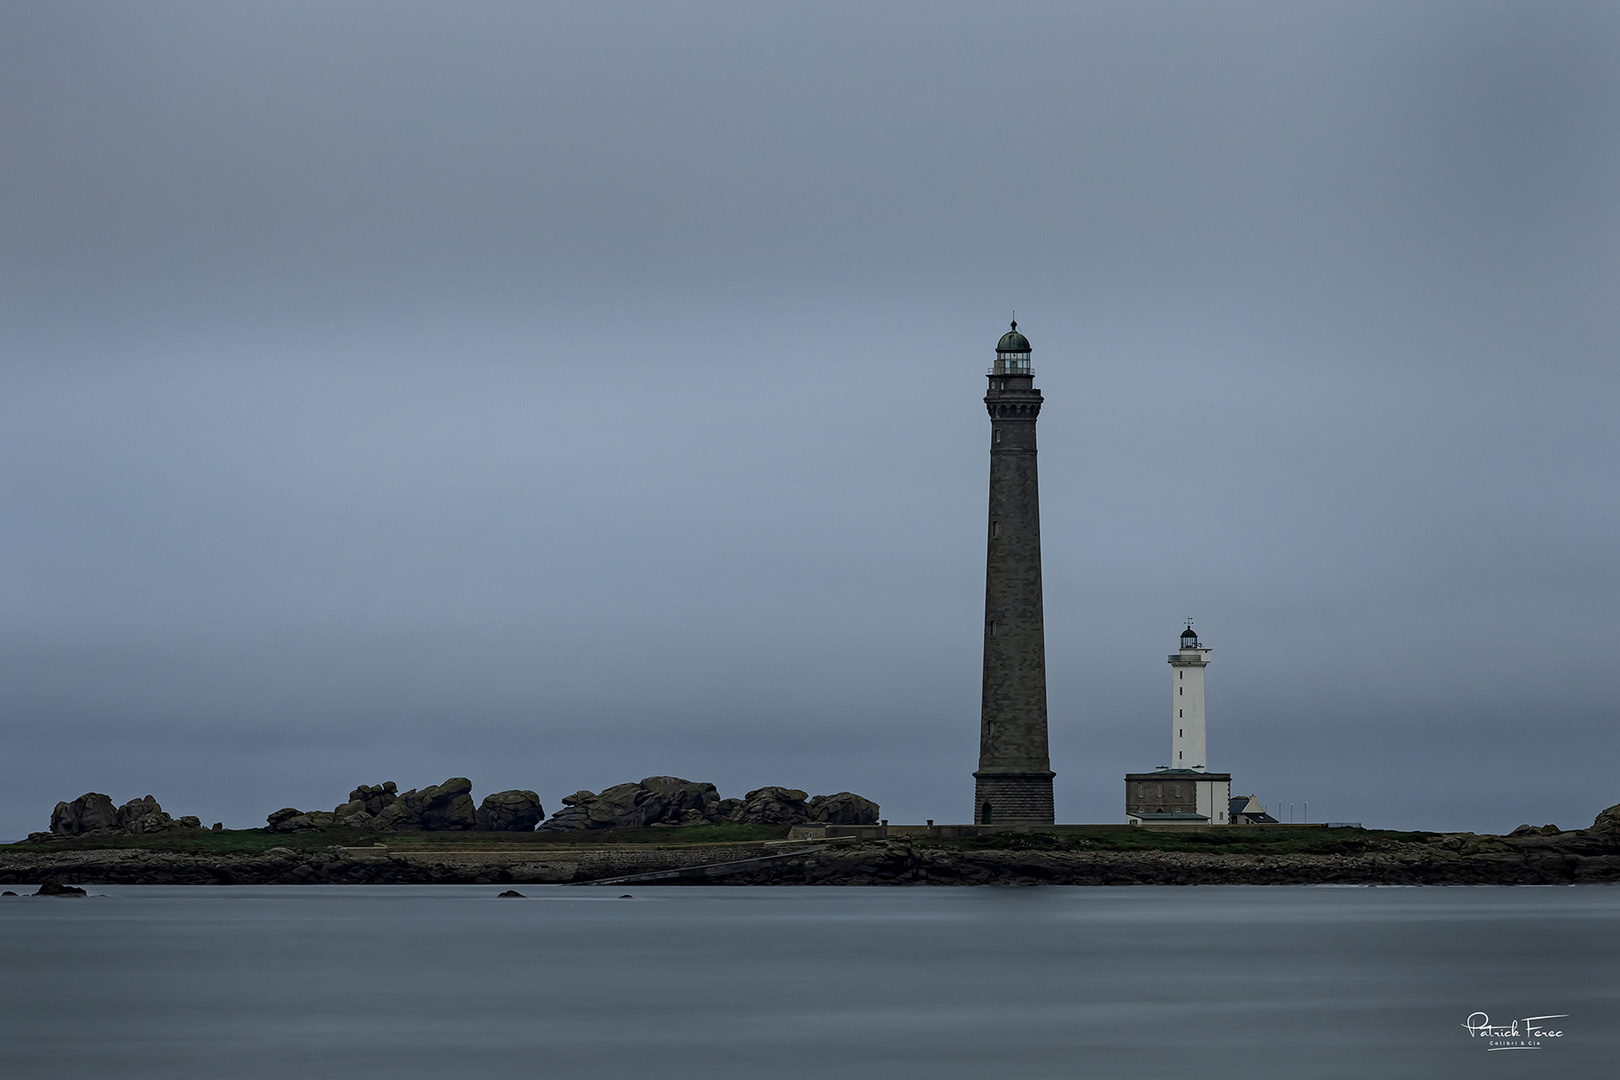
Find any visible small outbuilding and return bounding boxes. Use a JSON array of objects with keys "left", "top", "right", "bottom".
[{"left": 1229, "top": 794, "right": 1279, "bottom": 825}]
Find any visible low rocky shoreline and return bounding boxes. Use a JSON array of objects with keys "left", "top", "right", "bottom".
[
  {"left": 0, "top": 840, "right": 786, "bottom": 887},
  {"left": 9, "top": 795, "right": 1619, "bottom": 890},
  {"left": 711, "top": 832, "right": 1620, "bottom": 886},
  {"left": 5, "top": 821, "right": 1620, "bottom": 888}
]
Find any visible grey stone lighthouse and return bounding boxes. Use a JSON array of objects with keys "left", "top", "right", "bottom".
[{"left": 973, "top": 321, "right": 1055, "bottom": 825}]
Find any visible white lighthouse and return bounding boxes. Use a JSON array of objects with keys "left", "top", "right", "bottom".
[
  {"left": 1124, "top": 623, "right": 1231, "bottom": 825},
  {"left": 1170, "top": 622, "right": 1210, "bottom": 770}
]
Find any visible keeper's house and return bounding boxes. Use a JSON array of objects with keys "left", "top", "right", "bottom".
[{"left": 1124, "top": 769, "right": 1232, "bottom": 825}]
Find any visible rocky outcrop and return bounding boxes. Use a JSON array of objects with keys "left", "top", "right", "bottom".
[
  {"left": 44, "top": 777, "right": 874, "bottom": 838},
  {"left": 266, "top": 779, "right": 480, "bottom": 833},
  {"left": 584, "top": 783, "right": 650, "bottom": 828},
  {"left": 535, "top": 792, "right": 593, "bottom": 831},
  {"left": 641, "top": 776, "right": 722, "bottom": 824},
  {"left": 348, "top": 783, "right": 398, "bottom": 815},
  {"left": 329, "top": 783, "right": 398, "bottom": 828},
  {"left": 46, "top": 793, "right": 200, "bottom": 838},
  {"left": 476, "top": 790, "right": 544, "bottom": 832},
  {"left": 366, "top": 797, "right": 415, "bottom": 831},
  {"left": 330, "top": 804, "right": 374, "bottom": 828},
  {"left": 418, "top": 778, "right": 478, "bottom": 831},
  {"left": 117, "top": 796, "right": 173, "bottom": 834},
  {"left": 535, "top": 780, "right": 879, "bottom": 830},
  {"left": 1509, "top": 823, "right": 1562, "bottom": 837},
  {"left": 736, "top": 787, "right": 811, "bottom": 825},
  {"left": 538, "top": 778, "right": 723, "bottom": 831},
  {"left": 1589, "top": 801, "right": 1620, "bottom": 834},
  {"left": 266, "top": 808, "right": 335, "bottom": 833},
  {"left": 807, "top": 792, "right": 880, "bottom": 826},
  {"left": 50, "top": 793, "right": 119, "bottom": 836},
  {"left": 374, "top": 778, "right": 478, "bottom": 832}
]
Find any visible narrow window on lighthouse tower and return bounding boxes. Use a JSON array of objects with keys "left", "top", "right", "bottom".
[
  {"left": 988, "top": 621, "right": 997, "bottom": 638},
  {"left": 1179, "top": 709, "right": 1183, "bottom": 717},
  {"left": 991, "top": 521, "right": 999, "bottom": 538},
  {"left": 994, "top": 429, "right": 1002, "bottom": 443}
]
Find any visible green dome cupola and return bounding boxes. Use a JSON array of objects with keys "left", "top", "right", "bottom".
[{"left": 993, "top": 320, "right": 1032, "bottom": 375}]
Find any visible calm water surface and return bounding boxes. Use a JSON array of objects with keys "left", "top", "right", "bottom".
[{"left": 2, "top": 885, "right": 1615, "bottom": 1078}]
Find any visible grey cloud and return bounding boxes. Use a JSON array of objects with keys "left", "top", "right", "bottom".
[{"left": 1, "top": 2, "right": 1616, "bottom": 838}]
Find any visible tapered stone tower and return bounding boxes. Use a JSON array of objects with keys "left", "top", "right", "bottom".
[{"left": 973, "top": 321, "right": 1055, "bottom": 825}]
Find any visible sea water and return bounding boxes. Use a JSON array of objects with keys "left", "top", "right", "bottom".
[{"left": 1, "top": 884, "right": 1616, "bottom": 1078}]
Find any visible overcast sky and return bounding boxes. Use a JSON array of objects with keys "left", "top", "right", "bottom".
[{"left": 2, "top": 1, "right": 1616, "bottom": 839}]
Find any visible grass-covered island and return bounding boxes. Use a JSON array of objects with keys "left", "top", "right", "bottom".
[{"left": 6, "top": 786, "right": 1620, "bottom": 887}]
